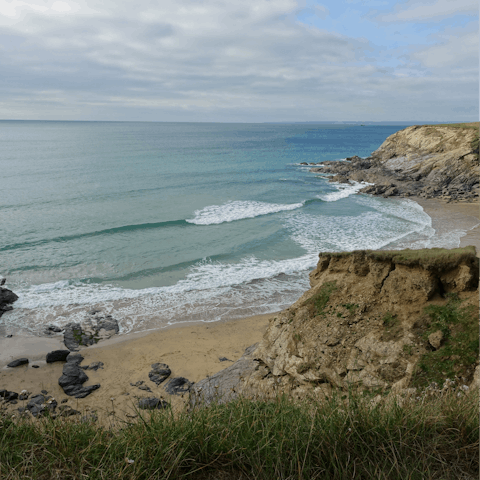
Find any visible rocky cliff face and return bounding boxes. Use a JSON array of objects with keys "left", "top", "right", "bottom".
[
  {"left": 311, "top": 123, "right": 479, "bottom": 201},
  {"left": 193, "top": 247, "right": 479, "bottom": 404}
]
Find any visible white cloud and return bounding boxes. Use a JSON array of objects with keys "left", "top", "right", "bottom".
[
  {"left": 376, "top": 0, "right": 478, "bottom": 22},
  {"left": 412, "top": 29, "right": 478, "bottom": 68},
  {"left": 0, "top": 0, "right": 477, "bottom": 121}
]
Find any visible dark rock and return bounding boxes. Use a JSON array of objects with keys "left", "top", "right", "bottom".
[
  {"left": 45, "top": 325, "right": 63, "bottom": 334},
  {"left": 26, "top": 394, "right": 57, "bottom": 417},
  {"left": 63, "top": 316, "right": 120, "bottom": 351},
  {"left": 149, "top": 363, "right": 171, "bottom": 386},
  {"left": 88, "top": 309, "right": 101, "bottom": 315},
  {"left": 58, "top": 405, "right": 80, "bottom": 417},
  {"left": 61, "top": 398, "right": 68, "bottom": 403},
  {"left": 31, "top": 365, "right": 39, "bottom": 368},
  {"left": 138, "top": 397, "right": 169, "bottom": 410},
  {"left": 164, "top": 377, "right": 193, "bottom": 395},
  {"left": 87, "top": 361, "right": 104, "bottom": 371},
  {"left": 299, "top": 162, "right": 308, "bottom": 165},
  {"left": 58, "top": 353, "right": 100, "bottom": 398},
  {"left": 138, "top": 385, "right": 152, "bottom": 392},
  {"left": 0, "top": 287, "right": 18, "bottom": 310},
  {"left": 9, "top": 400, "right": 17, "bottom": 404},
  {"left": 6, "top": 334, "right": 13, "bottom": 338},
  {"left": 41, "top": 390, "right": 48, "bottom": 395},
  {"left": 0, "top": 390, "right": 19, "bottom": 402},
  {"left": 46, "top": 350, "right": 71, "bottom": 363},
  {"left": 7, "top": 358, "right": 29, "bottom": 368},
  {"left": 219, "top": 357, "right": 232, "bottom": 362}
]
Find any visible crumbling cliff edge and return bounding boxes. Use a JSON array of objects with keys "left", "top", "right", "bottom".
[
  {"left": 311, "top": 123, "right": 479, "bottom": 201},
  {"left": 193, "top": 247, "right": 479, "bottom": 405}
]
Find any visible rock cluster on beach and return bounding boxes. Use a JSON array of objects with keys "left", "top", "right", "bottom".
[
  {"left": 310, "top": 124, "right": 479, "bottom": 201},
  {"left": 63, "top": 311, "right": 120, "bottom": 351}
]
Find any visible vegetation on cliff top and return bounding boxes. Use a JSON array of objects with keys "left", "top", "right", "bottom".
[{"left": 1, "top": 389, "right": 478, "bottom": 479}]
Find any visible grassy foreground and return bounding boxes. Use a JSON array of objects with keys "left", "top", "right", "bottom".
[{"left": 1, "top": 388, "right": 478, "bottom": 480}]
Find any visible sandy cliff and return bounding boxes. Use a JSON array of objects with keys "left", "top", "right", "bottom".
[
  {"left": 311, "top": 123, "right": 479, "bottom": 201},
  {"left": 193, "top": 247, "right": 479, "bottom": 404}
]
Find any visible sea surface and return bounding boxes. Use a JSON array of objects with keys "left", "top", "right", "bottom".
[{"left": 0, "top": 121, "right": 471, "bottom": 336}]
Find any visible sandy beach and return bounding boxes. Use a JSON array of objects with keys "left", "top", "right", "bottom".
[
  {"left": 1, "top": 197, "right": 478, "bottom": 424},
  {"left": 0, "top": 312, "right": 275, "bottom": 423}
]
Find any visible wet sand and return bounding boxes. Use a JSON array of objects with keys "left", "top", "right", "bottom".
[{"left": 413, "top": 198, "right": 480, "bottom": 254}]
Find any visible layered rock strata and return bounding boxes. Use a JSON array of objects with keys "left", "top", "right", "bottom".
[{"left": 311, "top": 124, "right": 479, "bottom": 201}]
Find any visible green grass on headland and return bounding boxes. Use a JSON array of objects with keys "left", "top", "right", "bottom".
[
  {"left": 1, "top": 389, "right": 478, "bottom": 479},
  {"left": 323, "top": 246, "right": 479, "bottom": 270},
  {"left": 412, "top": 293, "right": 479, "bottom": 389}
]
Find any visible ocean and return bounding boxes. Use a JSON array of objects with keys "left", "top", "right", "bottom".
[{"left": 0, "top": 121, "right": 468, "bottom": 337}]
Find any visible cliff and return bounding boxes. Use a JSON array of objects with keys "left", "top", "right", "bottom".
[
  {"left": 311, "top": 123, "right": 479, "bottom": 201},
  {"left": 193, "top": 247, "right": 479, "bottom": 404}
]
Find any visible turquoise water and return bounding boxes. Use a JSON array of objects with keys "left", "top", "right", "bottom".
[{"left": 0, "top": 121, "right": 460, "bottom": 336}]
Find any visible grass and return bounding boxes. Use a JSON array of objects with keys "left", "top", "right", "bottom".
[
  {"left": 323, "top": 247, "right": 478, "bottom": 272},
  {"left": 411, "top": 294, "right": 479, "bottom": 389},
  {"left": 303, "top": 281, "right": 337, "bottom": 317},
  {"left": 1, "top": 389, "right": 478, "bottom": 480}
]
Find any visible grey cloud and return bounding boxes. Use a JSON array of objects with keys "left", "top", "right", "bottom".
[{"left": 0, "top": 0, "right": 477, "bottom": 121}]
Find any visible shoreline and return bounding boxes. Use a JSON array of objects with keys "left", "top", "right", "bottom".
[
  {"left": 1, "top": 196, "right": 478, "bottom": 421},
  {"left": 1, "top": 195, "right": 478, "bottom": 364}
]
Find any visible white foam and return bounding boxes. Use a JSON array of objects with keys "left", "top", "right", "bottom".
[
  {"left": 317, "top": 181, "right": 368, "bottom": 202},
  {"left": 5, "top": 255, "right": 314, "bottom": 336},
  {"left": 186, "top": 200, "right": 304, "bottom": 225}
]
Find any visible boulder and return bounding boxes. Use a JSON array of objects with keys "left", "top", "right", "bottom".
[
  {"left": 58, "top": 353, "right": 100, "bottom": 398},
  {"left": 7, "top": 358, "right": 29, "bottom": 368},
  {"left": 26, "top": 394, "right": 58, "bottom": 418},
  {"left": 148, "top": 363, "right": 171, "bottom": 385},
  {"left": 46, "top": 350, "right": 71, "bottom": 363},
  {"left": 0, "top": 287, "right": 18, "bottom": 310},
  {"left": 0, "top": 389, "right": 19, "bottom": 402},
  {"left": 165, "top": 377, "right": 193, "bottom": 395}
]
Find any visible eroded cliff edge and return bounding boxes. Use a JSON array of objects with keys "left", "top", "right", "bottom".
[
  {"left": 193, "top": 247, "right": 479, "bottom": 404},
  {"left": 311, "top": 123, "right": 479, "bottom": 201}
]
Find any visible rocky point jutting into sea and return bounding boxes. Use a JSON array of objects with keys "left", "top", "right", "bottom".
[{"left": 310, "top": 122, "right": 479, "bottom": 201}]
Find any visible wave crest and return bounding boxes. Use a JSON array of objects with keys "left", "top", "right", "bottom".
[{"left": 186, "top": 200, "right": 305, "bottom": 225}]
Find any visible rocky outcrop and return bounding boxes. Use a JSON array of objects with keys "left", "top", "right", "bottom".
[
  {"left": 0, "top": 287, "right": 18, "bottom": 318},
  {"left": 194, "top": 247, "right": 479, "bottom": 403},
  {"left": 58, "top": 353, "right": 101, "bottom": 398},
  {"left": 311, "top": 124, "right": 479, "bottom": 201},
  {"left": 192, "top": 344, "right": 258, "bottom": 406},
  {"left": 63, "top": 312, "right": 119, "bottom": 351}
]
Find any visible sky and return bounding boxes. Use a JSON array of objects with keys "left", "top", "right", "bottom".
[{"left": 0, "top": 0, "right": 478, "bottom": 122}]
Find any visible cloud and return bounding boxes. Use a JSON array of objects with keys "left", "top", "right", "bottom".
[
  {"left": 411, "top": 29, "right": 478, "bottom": 69},
  {"left": 0, "top": 0, "right": 477, "bottom": 121},
  {"left": 375, "top": 0, "right": 478, "bottom": 22}
]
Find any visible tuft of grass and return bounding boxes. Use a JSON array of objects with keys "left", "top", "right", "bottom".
[
  {"left": 1, "top": 390, "right": 478, "bottom": 480},
  {"left": 303, "top": 281, "right": 337, "bottom": 317},
  {"left": 382, "top": 312, "right": 398, "bottom": 328},
  {"left": 411, "top": 294, "right": 479, "bottom": 388}
]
